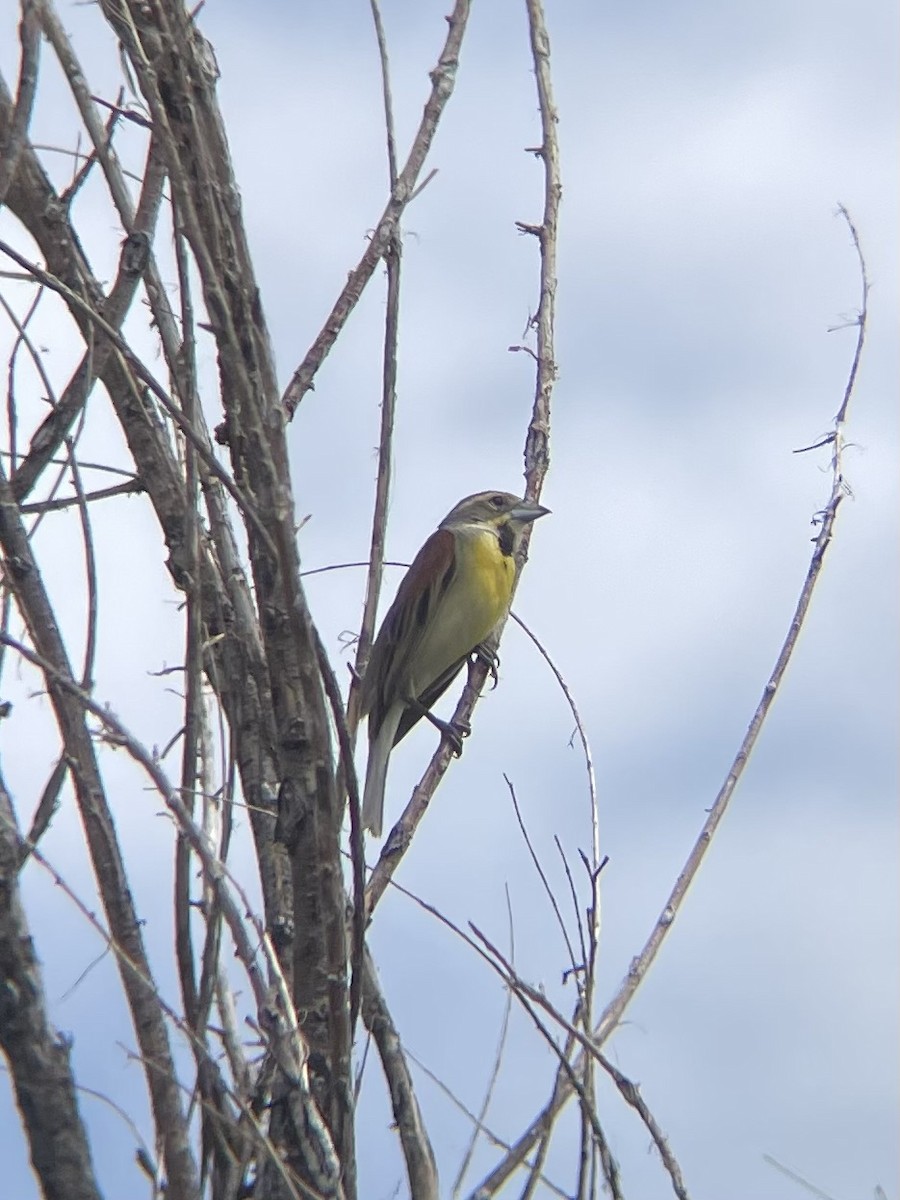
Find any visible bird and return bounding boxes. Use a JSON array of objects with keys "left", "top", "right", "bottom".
[{"left": 359, "top": 489, "right": 549, "bottom": 837}]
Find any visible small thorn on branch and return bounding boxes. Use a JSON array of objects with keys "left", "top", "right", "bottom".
[
  {"left": 89, "top": 94, "right": 152, "bottom": 129},
  {"left": 793, "top": 432, "right": 836, "bottom": 454},
  {"left": 408, "top": 167, "right": 439, "bottom": 203},
  {"left": 827, "top": 313, "right": 863, "bottom": 333},
  {"left": 578, "top": 848, "right": 609, "bottom": 887}
]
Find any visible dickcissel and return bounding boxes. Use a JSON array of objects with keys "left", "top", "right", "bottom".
[{"left": 359, "top": 489, "right": 549, "bottom": 837}]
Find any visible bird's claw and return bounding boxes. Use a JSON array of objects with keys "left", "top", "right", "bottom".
[
  {"left": 430, "top": 715, "right": 470, "bottom": 756},
  {"left": 420, "top": 708, "right": 471, "bottom": 756},
  {"left": 444, "top": 717, "right": 471, "bottom": 757},
  {"left": 473, "top": 643, "right": 500, "bottom": 690}
]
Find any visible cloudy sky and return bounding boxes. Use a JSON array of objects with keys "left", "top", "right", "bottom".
[{"left": 1, "top": 1, "right": 897, "bottom": 1198}]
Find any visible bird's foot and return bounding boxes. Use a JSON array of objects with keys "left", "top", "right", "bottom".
[
  {"left": 473, "top": 643, "right": 500, "bottom": 689},
  {"left": 423, "top": 710, "right": 471, "bottom": 756}
]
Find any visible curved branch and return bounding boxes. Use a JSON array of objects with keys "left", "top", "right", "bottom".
[{"left": 472, "top": 205, "right": 870, "bottom": 1198}]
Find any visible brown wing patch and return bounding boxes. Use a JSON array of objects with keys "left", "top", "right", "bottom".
[
  {"left": 405, "top": 528, "right": 456, "bottom": 593},
  {"left": 360, "top": 528, "right": 456, "bottom": 736}
]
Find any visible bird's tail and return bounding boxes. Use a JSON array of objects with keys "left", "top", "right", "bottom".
[{"left": 362, "top": 705, "right": 403, "bottom": 839}]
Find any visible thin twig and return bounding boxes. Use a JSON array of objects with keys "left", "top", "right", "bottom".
[
  {"left": 503, "top": 774, "right": 582, "bottom": 991},
  {"left": 762, "top": 1154, "right": 840, "bottom": 1200},
  {"left": 2, "top": 635, "right": 266, "bottom": 1000},
  {"left": 2, "top": 283, "right": 43, "bottom": 472},
  {"left": 312, "top": 626, "right": 366, "bottom": 1033},
  {"left": 282, "top": 0, "right": 472, "bottom": 415},
  {"left": 88, "top": 91, "right": 152, "bottom": 128},
  {"left": 0, "top": 291, "right": 98, "bottom": 849},
  {"left": 353, "top": 0, "right": 403, "bottom": 712},
  {"left": 36, "top": 0, "right": 137, "bottom": 224},
  {"left": 20, "top": 757, "right": 67, "bottom": 865},
  {"left": 172, "top": 203, "right": 203, "bottom": 1042},
  {"left": 369, "top": 0, "right": 398, "bottom": 184},
  {"left": 66, "top": 440, "right": 98, "bottom": 690},
  {"left": 514, "top": 1016, "right": 579, "bottom": 1200},
  {"left": 19, "top": 478, "right": 144, "bottom": 513},
  {"left": 0, "top": 286, "right": 82, "bottom": 537},
  {"left": 60, "top": 96, "right": 124, "bottom": 209},
  {"left": 0, "top": 238, "right": 273, "bottom": 553},
  {"left": 510, "top": 610, "right": 597, "bottom": 963},
  {"left": 466, "top": 925, "right": 620, "bottom": 1200},
  {"left": 598, "top": 1053, "right": 690, "bottom": 1199},
  {"left": 10, "top": 131, "right": 168, "bottom": 505},
  {"left": 382, "top": 870, "right": 609, "bottom": 1077},
  {"left": 406, "top": 1048, "right": 571, "bottom": 1200},
  {"left": 343, "top": 0, "right": 404, "bottom": 1043},
  {"left": 520, "top": 0, "right": 560, "bottom": 497},
  {"left": 554, "top": 836, "right": 588, "bottom": 983},
  {"left": 831, "top": 205, "right": 868, "bottom": 427},
  {"left": 452, "top": 885, "right": 517, "bottom": 1197}
]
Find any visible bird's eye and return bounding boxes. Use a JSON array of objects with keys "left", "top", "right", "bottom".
[{"left": 490, "top": 494, "right": 505, "bottom": 509}]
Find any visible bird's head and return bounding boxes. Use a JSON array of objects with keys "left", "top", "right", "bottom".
[{"left": 440, "top": 490, "right": 550, "bottom": 553}]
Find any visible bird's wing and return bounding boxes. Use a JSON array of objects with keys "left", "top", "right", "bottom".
[{"left": 360, "top": 527, "right": 457, "bottom": 735}]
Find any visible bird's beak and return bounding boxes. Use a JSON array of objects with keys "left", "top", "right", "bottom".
[{"left": 510, "top": 500, "right": 550, "bottom": 523}]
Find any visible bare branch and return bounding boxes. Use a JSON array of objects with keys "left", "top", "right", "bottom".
[
  {"left": 832, "top": 205, "right": 869, "bottom": 427},
  {"left": 9, "top": 133, "right": 168, "bottom": 503},
  {"left": 19, "top": 478, "right": 144, "bottom": 513},
  {"left": 520, "top": 0, "right": 560, "bottom": 496},
  {"left": 354, "top": 0, "right": 404, "bottom": 703},
  {"left": 597, "top": 1054, "right": 690, "bottom": 1200},
  {"left": 0, "top": 0, "right": 40, "bottom": 207},
  {"left": 502, "top": 774, "right": 582, "bottom": 989},
  {"left": 281, "top": 0, "right": 472, "bottom": 415},
  {"left": 0, "top": 774, "right": 104, "bottom": 1200},
  {"left": 360, "top": 947, "right": 439, "bottom": 1200},
  {"left": 762, "top": 1154, "right": 841, "bottom": 1200},
  {"left": 0, "top": 238, "right": 271, "bottom": 548},
  {"left": 404, "top": 1048, "right": 569, "bottom": 1200},
  {"left": 451, "top": 886, "right": 516, "bottom": 1197}
]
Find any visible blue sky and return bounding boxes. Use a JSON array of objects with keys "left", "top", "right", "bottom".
[{"left": 1, "top": 1, "right": 897, "bottom": 1197}]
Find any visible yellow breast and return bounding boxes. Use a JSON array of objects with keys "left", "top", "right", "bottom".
[
  {"left": 463, "top": 525, "right": 516, "bottom": 633},
  {"left": 406, "top": 525, "right": 515, "bottom": 697}
]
